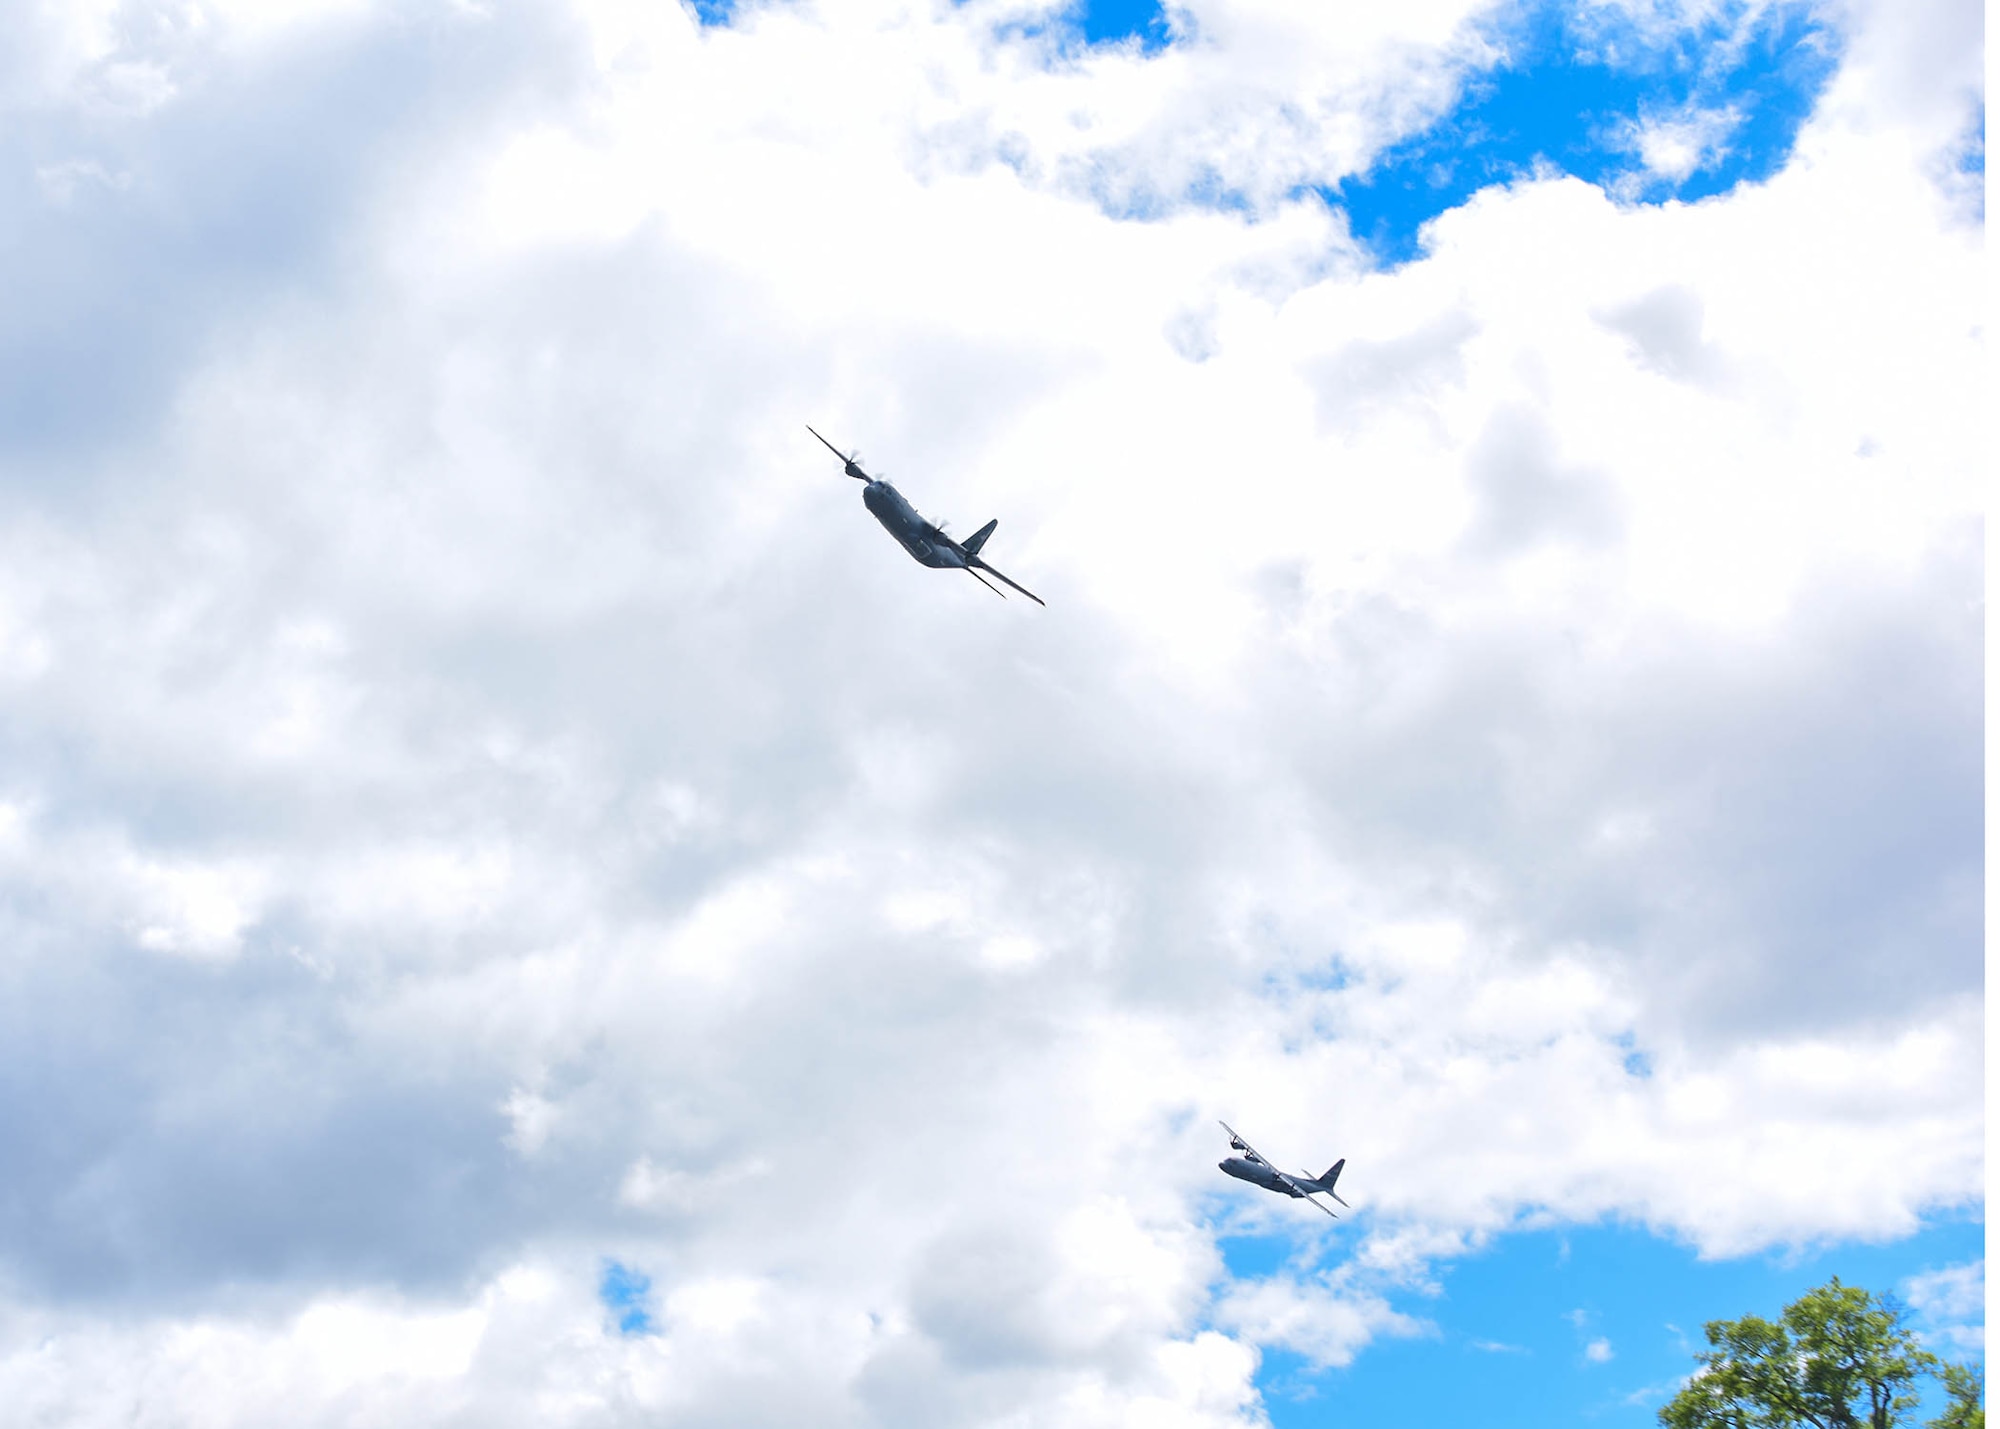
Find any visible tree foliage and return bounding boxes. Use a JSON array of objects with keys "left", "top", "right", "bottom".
[
  {"left": 1659, "top": 1277, "right": 1983, "bottom": 1429},
  {"left": 1928, "top": 1363, "right": 1985, "bottom": 1429}
]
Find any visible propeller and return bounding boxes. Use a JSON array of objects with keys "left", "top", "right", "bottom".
[{"left": 807, "top": 425, "right": 873, "bottom": 481}]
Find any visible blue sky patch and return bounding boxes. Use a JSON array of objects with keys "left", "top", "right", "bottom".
[
  {"left": 600, "top": 1260, "right": 659, "bottom": 1336},
  {"left": 1326, "top": 1, "right": 1839, "bottom": 265},
  {"left": 688, "top": 0, "right": 733, "bottom": 26},
  {"left": 1229, "top": 1217, "right": 1983, "bottom": 1428},
  {"left": 1961, "top": 105, "right": 1986, "bottom": 174},
  {"left": 1217, "top": 1231, "right": 1301, "bottom": 1282},
  {"left": 1074, "top": 0, "right": 1171, "bottom": 51},
  {"left": 1954, "top": 104, "right": 1985, "bottom": 218},
  {"left": 982, "top": 0, "right": 1173, "bottom": 55}
]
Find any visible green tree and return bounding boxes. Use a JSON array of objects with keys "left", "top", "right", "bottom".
[
  {"left": 1659, "top": 1277, "right": 1982, "bottom": 1429},
  {"left": 1928, "top": 1363, "right": 1984, "bottom": 1429}
]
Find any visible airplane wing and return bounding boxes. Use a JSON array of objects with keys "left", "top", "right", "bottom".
[
  {"left": 969, "top": 555, "right": 1045, "bottom": 606},
  {"left": 1217, "top": 1121, "right": 1270, "bottom": 1167},
  {"left": 806, "top": 424, "right": 872, "bottom": 480},
  {"left": 1277, "top": 1166, "right": 1342, "bottom": 1219},
  {"left": 964, "top": 567, "right": 1008, "bottom": 599},
  {"left": 1297, "top": 1190, "right": 1340, "bottom": 1220}
]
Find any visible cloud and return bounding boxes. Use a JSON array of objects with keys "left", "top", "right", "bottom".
[
  {"left": 1901, "top": 1260, "right": 1985, "bottom": 1357},
  {"left": 1595, "top": 283, "right": 1728, "bottom": 386},
  {"left": 1615, "top": 103, "right": 1741, "bottom": 185},
  {"left": 0, "top": 0, "right": 1981, "bottom": 1422},
  {"left": 1457, "top": 402, "right": 1622, "bottom": 553},
  {"left": 1211, "top": 1272, "right": 1428, "bottom": 1369},
  {"left": 1303, "top": 310, "right": 1480, "bottom": 433}
]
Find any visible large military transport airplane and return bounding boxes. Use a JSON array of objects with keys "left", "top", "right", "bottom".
[
  {"left": 1217, "top": 1121, "right": 1349, "bottom": 1219},
  {"left": 807, "top": 426, "right": 1045, "bottom": 606}
]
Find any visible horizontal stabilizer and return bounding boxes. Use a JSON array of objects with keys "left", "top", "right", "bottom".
[
  {"left": 969, "top": 555, "right": 1045, "bottom": 607},
  {"left": 963, "top": 518, "right": 998, "bottom": 556}
]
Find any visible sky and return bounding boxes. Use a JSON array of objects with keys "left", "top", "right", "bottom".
[{"left": 0, "top": 0, "right": 1984, "bottom": 1424}]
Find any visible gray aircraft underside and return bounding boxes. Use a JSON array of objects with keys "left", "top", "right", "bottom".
[{"left": 808, "top": 426, "right": 1045, "bottom": 606}]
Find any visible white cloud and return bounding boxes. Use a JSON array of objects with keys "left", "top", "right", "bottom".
[
  {"left": 1211, "top": 1268, "right": 1429, "bottom": 1368},
  {"left": 1902, "top": 1260, "right": 1984, "bottom": 1321},
  {"left": 0, "top": 0, "right": 1980, "bottom": 1422},
  {"left": 502, "top": 1085, "right": 562, "bottom": 1156},
  {"left": 1615, "top": 103, "right": 1741, "bottom": 185},
  {"left": 1901, "top": 1261, "right": 1985, "bottom": 1357}
]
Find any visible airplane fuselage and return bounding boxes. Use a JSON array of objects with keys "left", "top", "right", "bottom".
[
  {"left": 1219, "top": 1156, "right": 1307, "bottom": 1197},
  {"left": 862, "top": 480, "right": 967, "bottom": 569}
]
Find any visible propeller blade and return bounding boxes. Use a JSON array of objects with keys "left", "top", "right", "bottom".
[{"left": 807, "top": 424, "right": 872, "bottom": 480}]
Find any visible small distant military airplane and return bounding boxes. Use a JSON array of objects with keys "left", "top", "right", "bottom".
[
  {"left": 1217, "top": 1121, "right": 1349, "bottom": 1220},
  {"left": 807, "top": 426, "right": 1045, "bottom": 606}
]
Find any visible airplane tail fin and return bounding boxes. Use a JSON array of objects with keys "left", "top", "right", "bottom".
[
  {"left": 962, "top": 519, "right": 997, "bottom": 556},
  {"left": 1316, "top": 1159, "right": 1350, "bottom": 1207}
]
